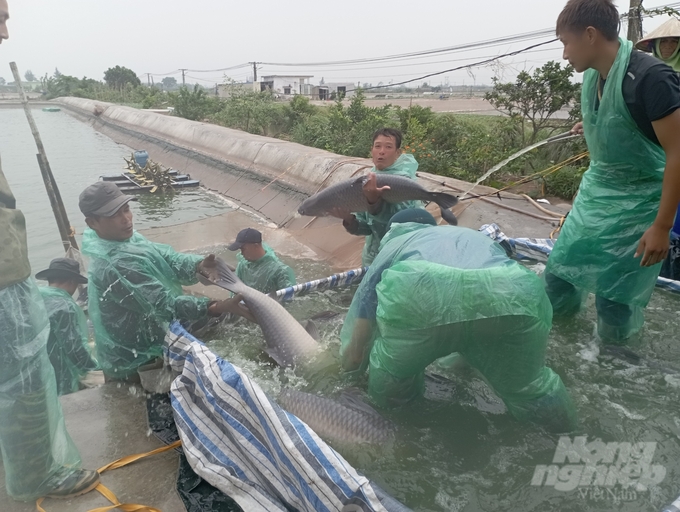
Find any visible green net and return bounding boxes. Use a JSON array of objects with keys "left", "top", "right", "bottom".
[
  {"left": 82, "top": 229, "right": 211, "bottom": 379},
  {"left": 545, "top": 39, "right": 665, "bottom": 341},
  {"left": 341, "top": 223, "right": 575, "bottom": 428},
  {"left": 39, "top": 286, "right": 98, "bottom": 395},
  {"left": 353, "top": 153, "right": 423, "bottom": 266},
  {"left": 236, "top": 243, "right": 295, "bottom": 295},
  {"left": 0, "top": 279, "right": 82, "bottom": 500}
]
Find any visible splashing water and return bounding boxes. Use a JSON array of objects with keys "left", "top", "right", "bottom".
[{"left": 460, "top": 132, "right": 579, "bottom": 200}]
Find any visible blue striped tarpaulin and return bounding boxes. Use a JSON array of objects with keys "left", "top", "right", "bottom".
[
  {"left": 164, "top": 322, "right": 400, "bottom": 512},
  {"left": 274, "top": 267, "right": 369, "bottom": 301},
  {"left": 478, "top": 223, "right": 680, "bottom": 294}
]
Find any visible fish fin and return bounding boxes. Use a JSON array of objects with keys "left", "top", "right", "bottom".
[
  {"left": 439, "top": 207, "right": 458, "bottom": 226},
  {"left": 212, "top": 257, "right": 246, "bottom": 294},
  {"left": 601, "top": 344, "right": 642, "bottom": 365},
  {"left": 338, "top": 388, "right": 384, "bottom": 420},
  {"left": 430, "top": 191, "right": 458, "bottom": 209},
  {"left": 304, "top": 319, "right": 320, "bottom": 341},
  {"left": 263, "top": 346, "right": 286, "bottom": 367},
  {"left": 309, "top": 310, "right": 340, "bottom": 321}
]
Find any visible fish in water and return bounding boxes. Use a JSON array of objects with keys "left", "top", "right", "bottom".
[
  {"left": 276, "top": 388, "right": 396, "bottom": 446},
  {"left": 297, "top": 174, "right": 459, "bottom": 225},
  {"left": 601, "top": 345, "right": 678, "bottom": 374},
  {"left": 208, "top": 258, "right": 321, "bottom": 367}
]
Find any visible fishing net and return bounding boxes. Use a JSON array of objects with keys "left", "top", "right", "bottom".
[
  {"left": 39, "top": 286, "right": 98, "bottom": 395},
  {"left": 235, "top": 243, "right": 295, "bottom": 295},
  {"left": 352, "top": 153, "right": 423, "bottom": 266},
  {"left": 81, "top": 228, "right": 211, "bottom": 379},
  {"left": 0, "top": 278, "right": 82, "bottom": 500},
  {"left": 340, "top": 223, "right": 576, "bottom": 428}
]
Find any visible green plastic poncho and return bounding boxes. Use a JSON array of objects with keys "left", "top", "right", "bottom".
[
  {"left": 39, "top": 286, "right": 98, "bottom": 396},
  {"left": 1, "top": 160, "right": 81, "bottom": 501},
  {"left": 340, "top": 223, "right": 575, "bottom": 428},
  {"left": 236, "top": 243, "right": 296, "bottom": 295},
  {"left": 351, "top": 153, "right": 423, "bottom": 266},
  {"left": 545, "top": 39, "right": 666, "bottom": 339},
  {"left": 82, "top": 229, "right": 211, "bottom": 379}
]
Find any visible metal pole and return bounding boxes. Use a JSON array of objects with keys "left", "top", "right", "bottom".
[{"left": 10, "top": 62, "right": 79, "bottom": 250}]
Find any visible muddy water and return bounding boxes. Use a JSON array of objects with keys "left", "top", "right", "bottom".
[
  {"left": 199, "top": 255, "right": 680, "bottom": 512},
  {"left": 0, "top": 107, "right": 230, "bottom": 272}
]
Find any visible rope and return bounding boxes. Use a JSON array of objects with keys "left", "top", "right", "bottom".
[{"left": 36, "top": 441, "right": 182, "bottom": 512}]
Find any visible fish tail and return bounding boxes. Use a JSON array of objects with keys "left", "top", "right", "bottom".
[
  {"left": 430, "top": 191, "right": 458, "bottom": 209},
  {"left": 215, "top": 258, "right": 246, "bottom": 293},
  {"left": 439, "top": 206, "right": 458, "bottom": 226}
]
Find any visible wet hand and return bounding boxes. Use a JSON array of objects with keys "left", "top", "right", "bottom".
[
  {"left": 342, "top": 318, "right": 373, "bottom": 371},
  {"left": 362, "top": 173, "right": 390, "bottom": 205},
  {"left": 197, "top": 254, "right": 218, "bottom": 281},
  {"left": 570, "top": 122, "right": 584, "bottom": 135},
  {"left": 635, "top": 225, "right": 670, "bottom": 267}
]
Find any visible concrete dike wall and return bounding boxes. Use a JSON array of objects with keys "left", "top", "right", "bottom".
[
  {"left": 57, "top": 97, "right": 371, "bottom": 224},
  {"left": 56, "top": 97, "right": 565, "bottom": 269}
]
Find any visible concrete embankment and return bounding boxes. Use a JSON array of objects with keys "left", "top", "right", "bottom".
[{"left": 56, "top": 97, "right": 569, "bottom": 268}]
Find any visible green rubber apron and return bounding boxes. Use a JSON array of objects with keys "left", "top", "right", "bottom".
[{"left": 546, "top": 38, "right": 665, "bottom": 308}]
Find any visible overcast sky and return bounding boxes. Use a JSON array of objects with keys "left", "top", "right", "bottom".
[{"left": 0, "top": 0, "right": 675, "bottom": 87}]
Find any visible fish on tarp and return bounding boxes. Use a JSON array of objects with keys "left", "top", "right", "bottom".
[
  {"left": 297, "top": 174, "right": 459, "bottom": 225},
  {"left": 206, "top": 257, "right": 321, "bottom": 367},
  {"left": 276, "top": 388, "right": 396, "bottom": 446}
]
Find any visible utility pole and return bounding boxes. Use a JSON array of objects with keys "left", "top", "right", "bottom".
[
  {"left": 250, "top": 62, "right": 259, "bottom": 82},
  {"left": 627, "top": 0, "right": 644, "bottom": 43},
  {"left": 180, "top": 69, "right": 187, "bottom": 86},
  {"left": 147, "top": 73, "right": 151, "bottom": 86}
]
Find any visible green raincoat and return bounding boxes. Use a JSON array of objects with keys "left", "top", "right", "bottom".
[
  {"left": 236, "top": 243, "right": 296, "bottom": 295},
  {"left": 350, "top": 153, "right": 423, "bottom": 266},
  {"left": 340, "top": 223, "right": 575, "bottom": 428},
  {"left": 0, "top": 158, "right": 81, "bottom": 500},
  {"left": 39, "top": 286, "right": 98, "bottom": 395},
  {"left": 546, "top": 39, "right": 665, "bottom": 317},
  {"left": 82, "top": 229, "right": 211, "bottom": 378}
]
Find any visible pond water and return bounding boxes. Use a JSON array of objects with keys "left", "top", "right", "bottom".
[
  {"left": 0, "top": 107, "right": 229, "bottom": 272},
  {"left": 198, "top": 255, "right": 680, "bottom": 512}
]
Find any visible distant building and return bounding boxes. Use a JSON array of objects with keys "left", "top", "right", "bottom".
[
  {"left": 217, "top": 82, "right": 254, "bottom": 98},
  {"left": 258, "top": 75, "right": 313, "bottom": 96},
  {"left": 312, "top": 82, "right": 355, "bottom": 100}
]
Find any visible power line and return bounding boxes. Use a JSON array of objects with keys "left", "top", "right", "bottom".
[
  {"left": 186, "top": 63, "right": 251, "bottom": 73},
  {"left": 259, "top": 29, "right": 556, "bottom": 68},
  {"left": 261, "top": 46, "right": 563, "bottom": 76},
  {"left": 348, "top": 38, "right": 558, "bottom": 92}
]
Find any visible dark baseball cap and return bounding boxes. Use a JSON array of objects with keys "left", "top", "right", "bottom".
[
  {"left": 79, "top": 181, "right": 137, "bottom": 218},
  {"left": 35, "top": 257, "right": 88, "bottom": 284},
  {"left": 387, "top": 208, "right": 437, "bottom": 231},
  {"left": 228, "top": 228, "right": 262, "bottom": 251}
]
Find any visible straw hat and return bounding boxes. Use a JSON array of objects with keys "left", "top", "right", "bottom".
[{"left": 636, "top": 18, "right": 680, "bottom": 52}]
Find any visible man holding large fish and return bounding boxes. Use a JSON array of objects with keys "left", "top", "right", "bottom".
[
  {"left": 78, "top": 181, "right": 253, "bottom": 381},
  {"left": 298, "top": 128, "right": 457, "bottom": 266}
]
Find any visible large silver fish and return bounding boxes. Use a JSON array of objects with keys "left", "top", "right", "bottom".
[
  {"left": 209, "top": 258, "right": 320, "bottom": 368},
  {"left": 277, "top": 388, "right": 396, "bottom": 446},
  {"left": 297, "top": 174, "right": 459, "bottom": 225}
]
